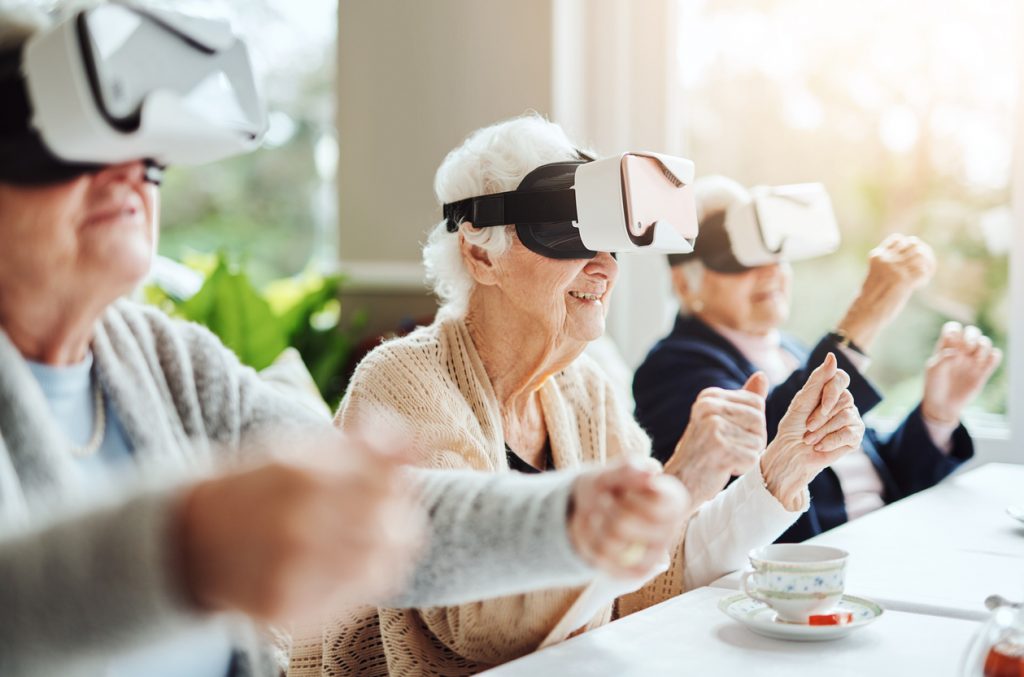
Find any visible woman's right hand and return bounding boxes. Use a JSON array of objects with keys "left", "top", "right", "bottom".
[
  {"left": 177, "top": 430, "right": 426, "bottom": 621},
  {"left": 837, "top": 234, "right": 936, "bottom": 351},
  {"left": 568, "top": 461, "right": 691, "bottom": 579}
]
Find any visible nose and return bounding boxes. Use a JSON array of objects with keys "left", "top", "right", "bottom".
[
  {"left": 584, "top": 251, "right": 618, "bottom": 279},
  {"left": 755, "top": 263, "right": 783, "bottom": 279},
  {"left": 94, "top": 161, "right": 148, "bottom": 186}
]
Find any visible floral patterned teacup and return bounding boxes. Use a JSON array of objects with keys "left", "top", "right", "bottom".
[{"left": 740, "top": 544, "right": 848, "bottom": 623}]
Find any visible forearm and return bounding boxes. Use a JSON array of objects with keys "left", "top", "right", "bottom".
[
  {"left": 836, "top": 283, "right": 912, "bottom": 352},
  {"left": 681, "top": 464, "right": 806, "bottom": 590},
  {"left": 0, "top": 488, "right": 205, "bottom": 674},
  {"left": 389, "top": 469, "right": 594, "bottom": 608}
]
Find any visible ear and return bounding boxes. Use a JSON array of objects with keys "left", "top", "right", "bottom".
[
  {"left": 459, "top": 223, "right": 501, "bottom": 287},
  {"left": 670, "top": 265, "right": 695, "bottom": 306}
]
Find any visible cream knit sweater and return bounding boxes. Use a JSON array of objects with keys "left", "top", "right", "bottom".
[{"left": 327, "top": 317, "right": 806, "bottom": 676}]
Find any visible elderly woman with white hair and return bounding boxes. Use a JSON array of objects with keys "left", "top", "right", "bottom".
[
  {"left": 634, "top": 175, "right": 1001, "bottom": 543},
  {"left": 330, "top": 115, "right": 866, "bottom": 675}
]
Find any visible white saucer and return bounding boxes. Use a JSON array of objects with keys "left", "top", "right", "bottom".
[
  {"left": 718, "top": 593, "right": 884, "bottom": 641},
  {"left": 1007, "top": 505, "right": 1024, "bottom": 525}
]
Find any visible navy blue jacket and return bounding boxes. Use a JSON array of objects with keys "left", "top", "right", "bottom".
[{"left": 633, "top": 315, "right": 973, "bottom": 542}]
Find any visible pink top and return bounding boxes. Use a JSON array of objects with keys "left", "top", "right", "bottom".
[{"left": 708, "top": 321, "right": 956, "bottom": 521}]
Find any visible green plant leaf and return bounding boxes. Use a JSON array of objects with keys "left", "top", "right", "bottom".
[{"left": 178, "top": 257, "right": 289, "bottom": 370}]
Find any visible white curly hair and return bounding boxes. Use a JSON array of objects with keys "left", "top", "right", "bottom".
[{"left": 423, "top": 113, "right": 591, "bottom": 318}]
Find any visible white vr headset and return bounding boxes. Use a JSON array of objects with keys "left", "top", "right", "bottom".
[
  {"left": 443, "top": 152, "right": 699, "bottom": 259},
  {"left": 672, "top": 183, "right": 841, "bottom": 272},
  {"left": 0, "top": 2, "right": 265, "bottom": 185}
]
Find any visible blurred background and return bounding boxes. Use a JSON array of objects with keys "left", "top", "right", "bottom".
[{"left": 145, "top": 0, "right": 1021, "bottom": 460}]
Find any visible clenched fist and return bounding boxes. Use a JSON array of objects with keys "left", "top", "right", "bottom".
[
  {"left": 568, "top": 460, "right": 691, "bottom": 579},
  {"left": 664, "top": 372, "right": 769, "bottom": 505}
]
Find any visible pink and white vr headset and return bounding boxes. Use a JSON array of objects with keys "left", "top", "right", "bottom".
[
  {"left": 0, "top": 2, "right": 265, "bottom": 185},
  {"left": 443, "top": 152, "right": 699, "bottom": 259},
  {"left": 670, "top": 183, "right": 841, "bottom": 272}
]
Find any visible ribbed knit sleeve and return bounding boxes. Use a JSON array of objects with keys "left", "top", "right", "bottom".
[{"left": 0, "top": 487, "right": 205, "bottom": 676}]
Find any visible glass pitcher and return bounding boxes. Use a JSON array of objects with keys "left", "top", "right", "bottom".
[{"left": 962, "top": 598, "right": 1024, "bottom": 677}]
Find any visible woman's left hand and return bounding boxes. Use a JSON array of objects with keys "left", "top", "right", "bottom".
[
  {"left": 921, "top": 322, "right": 1002, "bottom": 425},
  {"left": 760, "top": 353, "right": 866, "bottom": 510}
]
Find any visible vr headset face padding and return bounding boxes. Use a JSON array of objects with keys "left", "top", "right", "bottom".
[
  {"left": 513, "top": 161, "right": 598, "bottom": 261},
  {"left": 667, "top": 210, "right": 749, "bottom": 273},
  {"left": 0, "top": 48, "right": 106, "bottom": 185}
]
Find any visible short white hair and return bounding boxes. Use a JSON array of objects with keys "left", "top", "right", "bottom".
[
  {"left": 423, "top": 113, "right": 588, "bottom": 318},
  {"left": 693, "top": 174, "right": 750, "bottom": 223}
]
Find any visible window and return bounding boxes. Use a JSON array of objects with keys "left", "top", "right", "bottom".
[
  {"left": 677, "top": 0, "right": 1020, "bottom": 427},
  {"left": 157, "top": 0, "right": 338, "bottom": 286}
]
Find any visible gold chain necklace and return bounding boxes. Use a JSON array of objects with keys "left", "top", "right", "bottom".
[{"left": 68, "top": 379, "right": 106, "bottom": 458}]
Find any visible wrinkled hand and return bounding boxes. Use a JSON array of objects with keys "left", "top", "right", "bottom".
[
  {"left": 664, "top": 373, "right": 769, "bottom": 506},
  {"left": 178, "top": 429, "right": 426, "bottom": 621},
  {"left": 838, "top": 234, "right": 937, "bottom": 351},
  {"left": 761, "top": 353, "right": 865, "bottom": 510},
  {"left": 922, "top": 322, "right": 1002, "bottom": 424},
  {"left": 568, "top": 459, "right": 691, "bottom": 579}
]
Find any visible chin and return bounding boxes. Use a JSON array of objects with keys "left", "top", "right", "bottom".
[
  {"left": 568, "top": 320, "right": 606, "bottom": 344},
  {"left": 98, "top": 245, "right": 153, "bottom": 293}
]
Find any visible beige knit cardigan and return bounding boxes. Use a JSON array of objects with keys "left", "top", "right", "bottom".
[{"left": 323, "top": 317, "right": 804, "bottom": 676}]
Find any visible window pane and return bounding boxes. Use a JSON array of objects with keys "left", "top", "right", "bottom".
[
  {"left": 156, "top": 0, "right": 338, "bottom": 286},
  {"left": 677, "top": 0, "right": 1020, "bottom": 422}
]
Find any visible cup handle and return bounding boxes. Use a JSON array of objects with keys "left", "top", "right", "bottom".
[{"left": 741, "top": 570, "right": 769, "bottom": 604}]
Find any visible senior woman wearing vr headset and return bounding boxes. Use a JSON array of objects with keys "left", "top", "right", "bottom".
[
  {"left": 0, "top": 6, "right": 705, "bottom": 676},
  {"left": 634, "top": 175, "right": 1001, "bottom": 543},
  {"left": 326, "top": 114, "right": 867, "bottom": 675}
]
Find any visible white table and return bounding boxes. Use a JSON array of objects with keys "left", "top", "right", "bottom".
[
  {"left": 483, "top": 587, "right": 982, "bottom": 676},
  {"left": 813, "top": 463, "right": 1024, "bottom": 558},
  {"left": 711, "top": 463, "right": 1024, "bottom": 620}
]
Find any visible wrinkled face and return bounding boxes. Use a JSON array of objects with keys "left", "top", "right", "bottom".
[
  {"left": 486, "top": 232, "right": 618, "bottom": 345},
  {"left": 700, "top": 262, "right": 792, "bottom": 334},
  {"left": 0, "top": 161, "right": 159, "bottom": 308}
]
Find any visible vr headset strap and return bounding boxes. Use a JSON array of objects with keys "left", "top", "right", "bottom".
[{"left": 444, "top": 189, "right": 578, "bottom": 232}]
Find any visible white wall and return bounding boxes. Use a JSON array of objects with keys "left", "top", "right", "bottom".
[{"left": 336, "top": 0, "right": 555, "bottom": 286}]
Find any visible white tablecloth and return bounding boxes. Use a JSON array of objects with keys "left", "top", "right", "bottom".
[
  {"left": 711, "top": 463, "right": 1024, "bottom": 620},
  {"left": 483, "top": 587, "right": 981, "bottom": 676},
  {"left": 815, "top": 462, "right": 1024, "bottom": 558}
]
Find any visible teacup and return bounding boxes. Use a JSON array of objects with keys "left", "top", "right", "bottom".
[{"left": 740, "top": 544, "right": 848, "bottom": 623}]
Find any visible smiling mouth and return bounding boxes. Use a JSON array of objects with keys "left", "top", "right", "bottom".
[{"left": 568, "top": 291, "right": 603, "bottom": 302}]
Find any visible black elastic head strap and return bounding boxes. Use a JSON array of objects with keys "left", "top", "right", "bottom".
[{"left": 443, "top": 188, "right": 578, "bottom": 233}]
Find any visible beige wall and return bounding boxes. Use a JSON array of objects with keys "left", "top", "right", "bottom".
[{"left": 336, "top": 0, "right": 555, "bottom": 285}]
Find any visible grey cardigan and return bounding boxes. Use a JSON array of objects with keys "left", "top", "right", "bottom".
[{"left": 0, "top": 301, "right": 592, "bottom": 676}]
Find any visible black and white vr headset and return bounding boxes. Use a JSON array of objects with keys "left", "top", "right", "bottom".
[
  {"left": 442, "top": 152, "right": 700, "bottom": 259},
  {"left": 0, "top": 2, "right": 265, "bottom": 185},
  {"left": 670, "top": 183, "right": 841, "bottom": 272}
]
